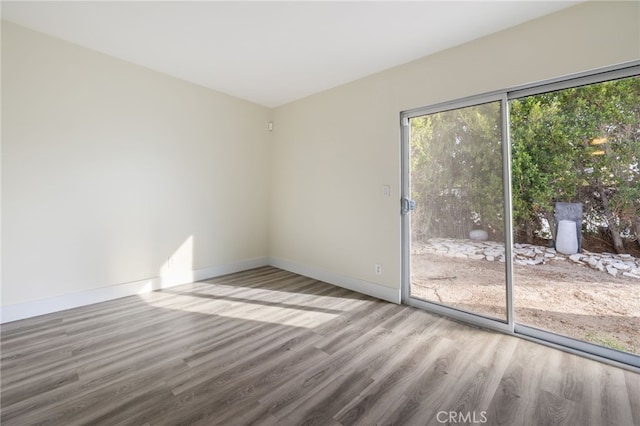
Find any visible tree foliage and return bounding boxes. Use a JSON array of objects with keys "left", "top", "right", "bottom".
[
  {"left": 510, "top": 76, "right": 640, "bottom": 252},
  {"left": 410, "top": 75, "right": 640, "bottom": 253},
  {"left": 410, "top": 102, "right": 504, "bottom": 241}
]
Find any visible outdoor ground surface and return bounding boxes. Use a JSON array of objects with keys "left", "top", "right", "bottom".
[{"left": 411, "top": 247, "right": 640, "bottom": 355}]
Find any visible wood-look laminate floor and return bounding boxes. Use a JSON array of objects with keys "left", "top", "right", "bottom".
[{"left": 1, "top": 267, "right": 638, "bottom": 426}]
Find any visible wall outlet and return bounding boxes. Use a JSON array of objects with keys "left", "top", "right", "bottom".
[
  {"left": 374, "top": 263, "right": 383, "bottom": 275},
  {"left": 382, "top": 185, "right": 390, "bottom": 198}
]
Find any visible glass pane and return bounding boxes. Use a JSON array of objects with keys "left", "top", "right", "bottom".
[
  {"left": 409, "top": 101, "right": 507, "bottom": 321},
  {"left": 510, "top": 76, "right": 640, "bottom": 355}
]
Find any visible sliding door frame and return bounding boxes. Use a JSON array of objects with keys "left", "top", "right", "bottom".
[
  {"left": 401, "top": 60, "right": 640, "bottom": 369},
  {"left": 401, "top": 92, "right": 514, "bottom": 335}
]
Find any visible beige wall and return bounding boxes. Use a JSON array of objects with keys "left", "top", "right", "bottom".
[
  {"left": 2, "top": 21, "right": 271, "bottom": 306},
  {"left": 269, "top": 1, "right": 640, "bottom": 291}
]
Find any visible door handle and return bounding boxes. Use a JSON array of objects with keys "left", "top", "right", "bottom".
[{"left": 401, "top": 198, "right": 416, "bottom": 215}]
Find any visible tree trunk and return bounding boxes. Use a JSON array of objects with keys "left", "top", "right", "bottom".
[
  {"left": 525, "top": 220, "right": 534, "bottom": 244},
  {"left": 597, "top": 185, "right": 626, "bottom": 254},
  {"left": 633, "top": 215, "right": 640, "bottom": 249}
]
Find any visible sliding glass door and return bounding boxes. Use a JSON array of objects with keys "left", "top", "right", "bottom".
[
  {"left": 402, "top": 96, "right": 512, "bottom": 329},
  {"left": 509, "top": 75, "right": 640, "bottom": 361},
  {"left": 402, "top": 63, "right": 640, "bottom": 367}
]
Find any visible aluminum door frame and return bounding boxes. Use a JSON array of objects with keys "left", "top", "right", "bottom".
[
  {"left": 400, "top": 92, "right": 514, "bottom": 335},
  {"left": 400, "top": 61, "right": 640, "bottom": 369}
]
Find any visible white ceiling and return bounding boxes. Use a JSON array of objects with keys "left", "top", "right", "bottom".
[{"left": 2, "top": 1, "right": 581, "bottom": 107}]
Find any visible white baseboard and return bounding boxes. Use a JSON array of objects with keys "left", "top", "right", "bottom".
[
  {"left": 0, "top": 257, "right": 269, "bottom": 324},
  {"left": 192, "top": 257, "right": 270, "bottom": 282},
  {"left": 268, "top": 257, "right": 401, "bottom": 304},
  {"left": 1, "top": 256, "right": 400, "bottom": 324}
]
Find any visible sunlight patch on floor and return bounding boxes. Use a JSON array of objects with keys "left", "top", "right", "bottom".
[{"left": 141, "top": 291, "right": 341, "bottom": 328}]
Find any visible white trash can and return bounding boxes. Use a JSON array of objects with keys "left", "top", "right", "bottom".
[{"left": 556, "top": 220, "right": 579, "bottom": 255}]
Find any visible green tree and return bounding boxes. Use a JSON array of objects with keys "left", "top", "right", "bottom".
[
  {"left": 510, "top": 76, "right": 640, "bottom": 252},
  {"left": 510, "top": 93, "right": 581, "bottom": 242},
  {"left": 411, "top": 102, "right": 504, "bottom": 242},
  {"left": 411, "top": 75, "right": 639, "bottom": 252}
]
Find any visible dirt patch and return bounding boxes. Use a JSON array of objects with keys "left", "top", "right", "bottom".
[{"left": 411, "top": 253, "right": 640, "bottom": 354}]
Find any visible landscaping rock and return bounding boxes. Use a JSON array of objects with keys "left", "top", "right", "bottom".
[
  {"left": 612, "top": 263, "right": 631, "bottom": 270},
  {"left": 413, "top": 237, "right": 640, "bottom": 280},
  {"left": 569, "top": 254, "right": 583, "bottom": 263}
]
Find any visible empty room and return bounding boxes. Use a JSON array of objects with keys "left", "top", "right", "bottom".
[{"left": 1, "top": 1, "right": 639, "bottom": 425}]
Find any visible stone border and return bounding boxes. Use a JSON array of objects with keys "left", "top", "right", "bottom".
[{"left": 413, "top": 238, "right": 640, "bottom": 280}]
